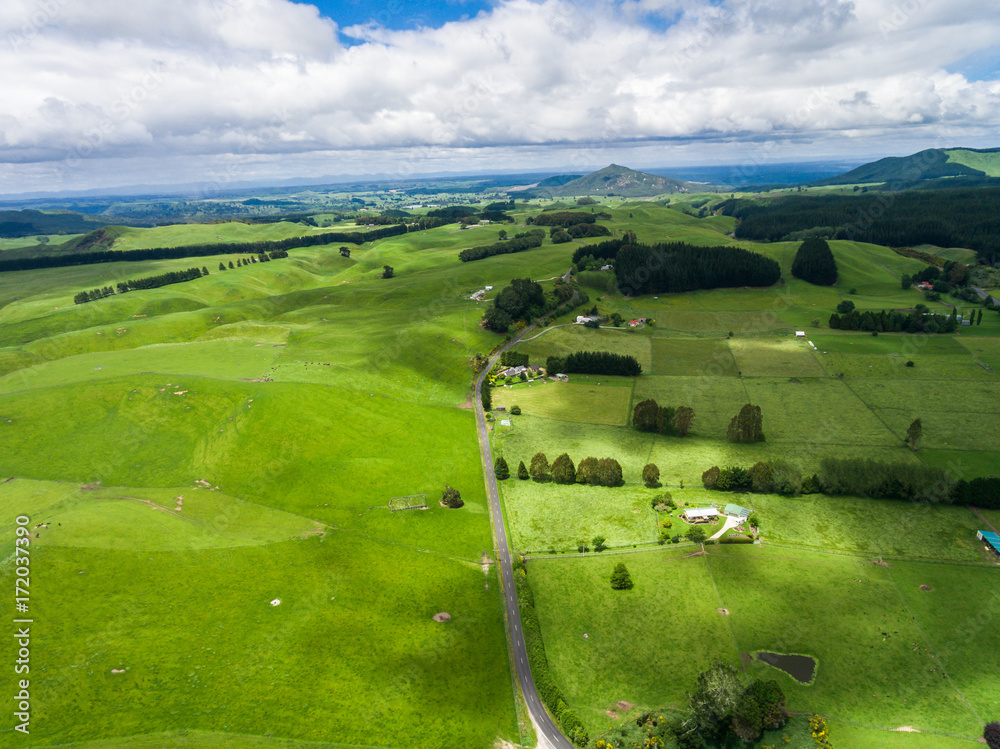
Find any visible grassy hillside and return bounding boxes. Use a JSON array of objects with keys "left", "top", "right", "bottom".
[{"left": 945, "top": 147, "right": 1000, "bottom": 177}]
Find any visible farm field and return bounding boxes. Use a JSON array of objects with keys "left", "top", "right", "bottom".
[
  {"left": 1, "top": 194, "right": 998, "bottom": 749},
  {"left": 491, "top": 218, "right": 1000, "bottom": 747}
]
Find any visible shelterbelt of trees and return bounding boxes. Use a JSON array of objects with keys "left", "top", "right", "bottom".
[
  {"left": 0, "top": 223, "right": 410, "bottom": 273},
  {"left": 569, "top": 235, "right": 781, "bottom": 295},
  {"left": 718, "top": 187, "right": 1000, "bottom": 264}
]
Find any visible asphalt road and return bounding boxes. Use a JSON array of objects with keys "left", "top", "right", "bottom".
[{"left": 473, "top": 289, "right": 576, "bottom": 749}]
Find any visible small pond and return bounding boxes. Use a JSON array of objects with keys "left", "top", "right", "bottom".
[{"left": 755, "top": 652, "right": 816, "bottom": 683}]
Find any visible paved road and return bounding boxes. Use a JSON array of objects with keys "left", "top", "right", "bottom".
[
  {"left": 972, "top": 286, "right": 1000, "bottom": 307},
  {"left": 473, "top": 281, "right": 576, "bottom": 749}
]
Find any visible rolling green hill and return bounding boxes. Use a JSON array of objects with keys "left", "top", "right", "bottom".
[
  {"left": 528, "top": 164, "right": 691, "bottom": 197},
  {"left": 811, "top": 146, "right": 1000, "bottom": 186}
]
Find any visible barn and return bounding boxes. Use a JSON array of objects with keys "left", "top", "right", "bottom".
[{"left": 977, "top": 530, "right": 1000, "bottom": 557}]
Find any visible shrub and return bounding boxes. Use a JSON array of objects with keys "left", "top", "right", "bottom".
[
  {"left": 670, "top": 535, "right": 681, "bottom": 544},
  {"left": 610, "top": 562, "right": 634, "bottom": 590},
  {"left": 593, "top": 535, "right": 608, "bottom": 552},
  {"left": 687, "top": 527, "right": 708, "bottom": 544},
  {"left": 720, "top": 536, "right": 754, "bottom": 544},
  {"left": 642, "top": 463, "right": 660, "bottom": 487},
  {"left": 441, "top": 485, "right": 464, "bottom": 508},
  {"left": 494, "top": 456, "right": 510, "bottom": 480},
  {"left": 517, "top": 460, "right": 529, "bottom": 480},
  {"left": 510, "top": 405, "right": 522, "bottom": 415},
  {"left": 702, "top": 466, "right": 720, "bottom": 489},
  {"left": 984, "top": 721, "right": 1000, "bottom": 749}
]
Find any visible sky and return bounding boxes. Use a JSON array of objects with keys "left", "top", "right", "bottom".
[{"left": 2, "top": 0, "right": 1000, "bottom": 194}]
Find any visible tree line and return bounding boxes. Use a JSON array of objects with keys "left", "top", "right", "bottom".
[
  {"left": 0, "top": 224, "right": 410, "bottom": 274},
  {"left": 498, "top": 452, "right": 625, "bottom": 486},
  {"left": 717, "top": 187, "right": 1000, "bottom": 264},
  {"left": 458, "top": 228, "right": 544, "bottom": 263},
  {"left": 700, "top": 456, "right": 1000, "bottom": 508},
  {"left": 615, "top": 242, "right": 781, "bottom": 296},
  {"left": 632, "top": 398, "right": 695, "bottom": 436},
  {"left": 544, "top": 351, "right": 642, "bottom": 376},
  {"left": 530, "top": 211, "right": 598, "bottom": 228},
  {"left": 829, "top": 300, "right": 962, "bottom": 333}
]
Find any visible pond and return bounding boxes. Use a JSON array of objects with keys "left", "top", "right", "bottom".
[{"left": 755, "top": 652, "right": 816, "bottom": 683}]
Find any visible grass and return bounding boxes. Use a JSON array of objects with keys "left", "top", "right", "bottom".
[
  {"left": 491, "top": 377, "right": 633, "bottom": 426},
  {"left": 0, "top": 536, "right": 515, "bottom": 749},
  {"left": 706, "top": 546, "right": 982, "bottom": 736},
  {"left": 526, "top": 549, "right": 739, "bottom": 735},
  {"left": 499, "top": 479, "right": 662, "bottom": 551},
  {"left": 513, "top": 325, "right": 653, "bottom": 373}
]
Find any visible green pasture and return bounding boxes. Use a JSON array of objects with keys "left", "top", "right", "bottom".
[
  {"left": 492, "top": 378, "right": 633, "bottom": 426},
  {"left": 514, "top": 325, "right": 653, "bottom": 373},
  {"left": 728, "top": 337, "right": 827, "bottom": 378},
  {"left": 650, "top": 337, "right": 738, "bottom": 376},
  {"left": 109, "top": 221, "right": 319, "bottom": 250},
  {"left": 945, "top": 148, "right": 1000, "bottom": 177},
  {"left": 526, "top": 549, "right": 738, "bottom": 735},
  {"left": 0, "top": 536, "right": 517, "bottom": 749},
  {"left": 749, "top": 492, "right": 988, "bottom": 562},
  {"left": 707, "top": 546, "right": 983, "bottom": 736},
  {"left": 499, "top": 479, "right": 661, "bottom": 551},
  {"left": 0, "top": 376, "right": 493, "bottom": 559}
]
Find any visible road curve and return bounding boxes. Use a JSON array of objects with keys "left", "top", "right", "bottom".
[{"left": 473, "top": 284, "right": 576, "bottom": 749}]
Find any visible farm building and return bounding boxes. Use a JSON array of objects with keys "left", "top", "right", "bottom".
[
  {"left": 628, "top": 318, "right": 648, "bottom": 328},
  {"left": 795, "top": 331, "right": 806, "bottom": 338},
  {"left": 724, "top": 504, "right": 751, "bottom": 520},
  {"left": 554, "top": 373, "right": 569, "bottom": 382},
  {"left": 978, "top": 530, "right": 1000, "bottom": 556},
  {"left": 682, "top": 507, "right": 719, "bottom": 523},
  {"left": 576, "top": 315, "right": 600, "bottom": 324}
]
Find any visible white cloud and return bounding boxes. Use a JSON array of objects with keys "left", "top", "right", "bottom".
[{"left": 1, "top": 0, "right": 999, "bottom": 191}]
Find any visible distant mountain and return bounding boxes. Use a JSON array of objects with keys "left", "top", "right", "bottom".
[
  {"left": 526, "top": 164, "right": 692, "bottom": 198},
  {"left": 810, "top": 147, "right": 1000, "bottom": 186}
]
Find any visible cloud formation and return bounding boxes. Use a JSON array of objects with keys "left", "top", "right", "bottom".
[{"left": 2, "top": 0, "right": 999, "bottom": 191}]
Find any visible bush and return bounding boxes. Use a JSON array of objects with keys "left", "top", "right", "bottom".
[
  {"left": 610, "top": 562, "right": 634, "bottom": 590},
  {"left": 984, "top": 721, "right": 1000, "bottom": 749},
  {"left": 670, "top": 535, "right": 681, "bottom": 544},
  {"left": 593, "top": 535, "right": 608, "bottom": 552},
  {"left": 720, "top": 536, "right": 754, "bottom": 544},
  {"left": 441, "top": 485, "right": 464, "bottom": 508},
  {"left": 510, "top": 405, "right": 522, "bottom": 415},
  {"left": 642, "top": 463, "right": 660, "bottom": 487},
  {"left": 702, "top": 466, "right": 720, "bottom": 489},
  {"left": 517, "top": 460, "right": 529, "bottom": 480},
  {"left": 686, "top": 527, "right": 708, "bottom": 544},
  {"left": 651, "top": 492, "right": 675, "bottom": 510}
]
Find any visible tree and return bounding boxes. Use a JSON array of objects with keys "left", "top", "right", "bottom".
[
  {"left": 382, "top": 265, "right": 394, "bottom": 278},
  {"left": 201, "top": 266, "right": 209, "bottom": 275},
  {"left": 674, "top": 405, "right": 695, "bottom": 437},
  {"left": 498, "top": 229, "right": 507, "bottom": 240},
  {"left": 529, "top": 452, "right": 550, "bottom": 481},
  {"left": 494, "top": 456, "right": 510, "bottom": 480},
  {"left": 517, "top": 460, "right": 529, "bottom": 480},
  {"left": 732, "top": 679, "right": 788, "bottom": 742},
  {"left": 576, "top": 456, "right": 598, "bottom": 484},
  {"left": 836, "top": 299, "right": 855, "bottom": 314},
  {"left": 900, "top": 273, "right": 912, "bottom": 290},
  {"left": 791, "top": 237, "right": 838, "bottom": 285},
  {"left": 686, "top": 661, "right": 745, "bottom": 741},
  {"left": 687, "top": 526, "right": 708, "bottom": 544},
  {"left": 340, "top": 246, "right": 351, "bottom": 257},
  {"left": 978, "top": 308, "right": 984, "bottom": 326},
  {"left": 219, "top": 262, "right": 226, "bottom": 271},
  {"left": 984, "top": 721, "right": 1000, "bottom": 749},
  {"left": 228, "top": 260, "right": 234, "bottom": 269},
  {"left": 727, "top": 404, "right": 764, "bottom": 443},
  {"left": 510, "top": 405, "right": 522, "bottom": 415},
  {"left": 592, "top": 535, "right": 608, "bottom": 552},
  {"left": 632, "top": 398, "right": 660, "bottom": 432},
  {"left": 441, "top": 485, "right": 464, "bottom": 508},
  {"left": 551, "top": 453, "right": 576, "bottom": 484},
  {"left": 610, "top": 562, "right": 633, "bottom": 590},
  {"left": 702, "top": 466, "right": 720, "bottom": 489},
  {"left": 907, "top": 417, "right": 923, "bottom": 450},
  {"left": 595, "top": 457, "right": 623, "bottom": 487},
  {"left": 642, "top": 463, "right": 660, "bottom": 487},
  {"left": 749, "top": 461, "right": 774, "bottom": 493}
]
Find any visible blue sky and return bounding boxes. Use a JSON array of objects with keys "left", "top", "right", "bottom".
[
  {"left": 1, "top": 0, "right": 999, "bottom": 193},
  {"left": 299, "top": 0, "right": 495, "bottom": 33}
]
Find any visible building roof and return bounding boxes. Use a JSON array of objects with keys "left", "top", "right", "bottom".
[
  {"left": 725, "top": 504, "right": 752, "bottom": 518},
  {"left": 684, "top": 507, "right": 719, "bottom": 518},
  {"left": 979, "top": 530, "right": 1000, "bottom": 552}
]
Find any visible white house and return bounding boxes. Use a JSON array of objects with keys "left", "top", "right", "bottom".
[
  {"left": 795, "top": 331, "right": 806, "bottom": 338},
  {"left": 576, "top": 315, "right": 600, "bottom": 324}
]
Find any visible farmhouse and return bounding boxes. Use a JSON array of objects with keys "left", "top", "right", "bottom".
[
  {"left": 682, "top": 507, "right": 719, "bottom": 523},
  {"left": 978, "top": 530, "right": 1000, "bottom": 557},
  {"left": 628, "top": 318, "right": 648, "bottom": 327}
]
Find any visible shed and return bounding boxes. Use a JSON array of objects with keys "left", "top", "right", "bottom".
[
  {"left": 724, "top": 504, "right": 752, "bottom": 519},
  {"left": 795, "top": 331, "right": 806, "bottom": 338},
  {"left": 978, "top": 530, "right": 1000, "bottom": 556},
  {"left": 554, "top": 373, "right": 569, "bottom": 382}
]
